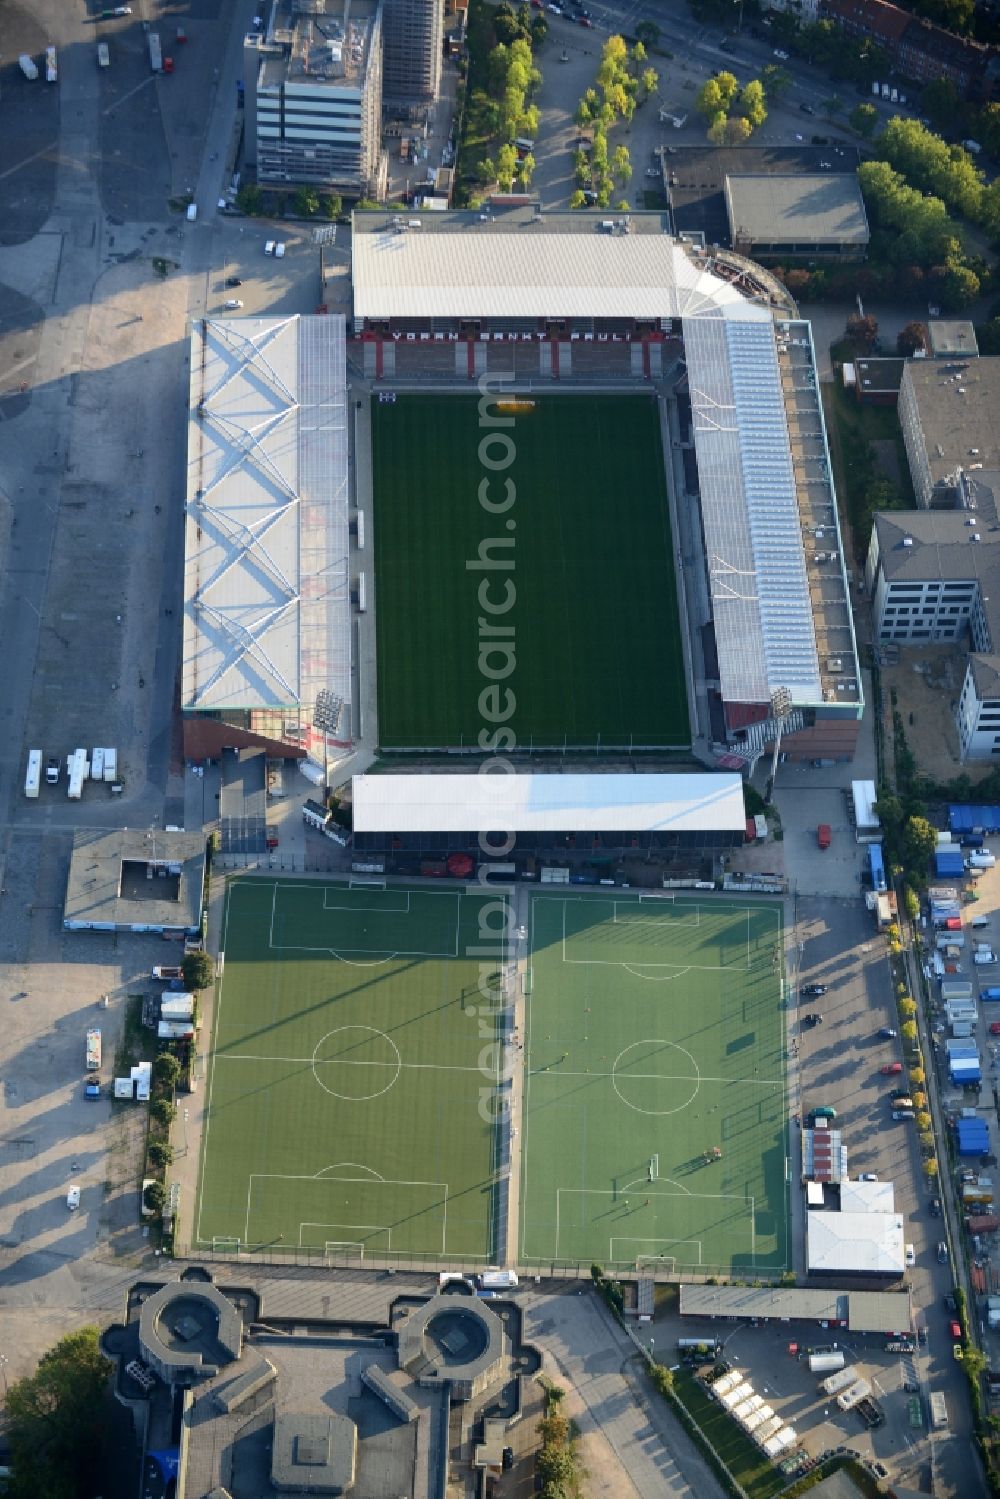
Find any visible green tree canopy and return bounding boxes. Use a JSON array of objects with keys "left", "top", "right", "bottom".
[
  {"left": 903, "top": 815, "right": 938, "bottom": 878},
  {"left": 739, "top": 79, "right": 767, "bottom": 129},
  {"left": 850, "top": 102, "right": 878, "bottom": 137},
  {"left": 5, "top": 1328, "right": 111, "bottom": 1499},
  {"left": 153, "top": 1052, "right": 181, "bottom": 1091},
  {"left": 182, "top": 949, "right": 215, "bottom": 992}
]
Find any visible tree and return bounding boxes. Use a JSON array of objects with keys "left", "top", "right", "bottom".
[
  {"left": 916, "top": 1110, "right": 932, "bottom": 1131},
  {"left": 903, "top": 815, "right": 939, "bottom": 874},
  {"left": 153, "top": 1053, "right": 181, "bottom": 1092},
  {"left": 904, "top": 886, "right": 920, "bottom": 921},
  {"left": 144, "top": 1180, "right": 167, "bottom": 1215},
  {"left": 635, "top": 19, "right": 659, "bottom": 47},
  {"left": 236, "top": 183, "right": 263, "bottom": 215},
  {"left": 319, "top": 192, "right": 342, "bottom": 219},
  {"left": 150, "top": 1098, "right": 176, "bottom": 1129},
  {"left": 909, "top": 1065, "right": 925, "bottom": 1087},
  {"left": 478, "top": 154, "right": 497, "bottom": 185},
  {"left": 897, "top": 321, "right": 928, "bottom": 356},
  {"left": 901, "top": 1020, "right": 918, "bottom": 1043},
  {"left": 739, "top": 79, "right": 768, "bottom": 130},
  {"left": 761, "top": 64, "right": 792, "bottom": 101},
  {"left": 695, "top": 77, "right": 726, "bottom": 120},
  {"left": 976, "top": 318, "right": 1000, "bottom": 356},
  {"left": 569, "top": 189, "right": 587, "bottom": 209},
  {"left": 925, "top": 1156, "right": 939, "bottom": 1178},
  {"left": 4, "top": 1328, "right": 111, "bottom": 1499},
  {"left": 641, "top": 66, "right": 659, "bottom": 98},
  {"left": 147, "top": 1140, "right": 173, "bottom": 1169},
  {"left": 899, "top": 997, "right": 917, "bottom": 1017},
  {"left": 846, "top": 312, "right": 879, "bottom": 350},
  {"left": 517, "top": 152, "right": 536, "bottom": 187},
  {"left": 293, "top": 186, "right": 319, "bottom": 218},
  {"left": 182, "top": 950, "right": 215, "bottom": 992},
  {"left": 493, "top": 1, "right": 521, "bottom": 45},
  {"left": 850, "top": 102, "right": 878, "bottom": 137},
  {"left": 612, "top": 144, "right": 632, "bottom": 184}
]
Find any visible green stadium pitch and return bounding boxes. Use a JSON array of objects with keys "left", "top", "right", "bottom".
[
  {"left": 194, "top": 878, "right": 509, "bottom": 1261},
  {"left": 519, "top": 893, "right": 789, "bottom": 1276},
  {"left": 370, "top": 392, "right": 690, "bottom": 750}
]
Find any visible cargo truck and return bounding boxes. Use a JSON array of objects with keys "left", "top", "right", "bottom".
[
  {"left": 91, "top": 748, "right": 105, "bottom": 782},
  {"left": 929, "top": 1390, "right": 948, "bottom": 1429},
  {"left": 19, "top": 53, "right": 39, "bottom": 79},
  {"left": 86, "top": 1028, "right": 102, "bottom": 1072},
  {"left": 103, "top": 747, "right": 117, "bottom": 782},
  {"left": 67, "top": 749, "right": 89, "bottom": 800},
  {"left": 24, "top": 750, "right": 42, "bottom": 799},
  {"left": 477, "top": 1269, "right": 518, "bottom": 1290},
  {"left": 808, "top": 1350, "right": 844, "bottom": 1374},
  {"left": 822, "top": 1364, "right": 858, "bottom": 1396},
  {"left": 97, "top": 42, "right": 110, "bottom": 67},
  {"left": 149, "top": 32, "right": 162, "bottom": 71},
  {"left": 837, "top": 1378, "right": 872, "bottom": 1411},
  {"left": 817, "top": 824, "right": 831, "bottom": 850}
]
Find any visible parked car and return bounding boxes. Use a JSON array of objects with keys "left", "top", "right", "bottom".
[
  {"left": 990, "top": 1022, "right": 1000, "bottom": 1036},
  {"left": 859, "top": 1172, "right": 879, "bottom": 1182},
  {"left": 66, "top": 1184, "right": 80, "bottom": 1211},
  {"left": 224, "top": 298, "right": 244, "bottom": 310},
  {"left": 950, "top": 1320, "right": 962, "bottom": 1339},
  {"left": 905, "top": 1243, "right": 915, "bottom": 1267},
  {"left": 945, "top": 1293, "right": 957, "bottom": 1312},
  {"left": 225, "top": 276, "right": 243, "bottom": 287},
  {"left": 930, "top": 1197, "right": 942, "bottom": 1216},
  {"left": 878, "top": 1026, "right": 898, "bottom": 1038},
  {"left": 938, "top": 1241, "right": 950, "bottom": 1263},
  {"left": 880, "top": 1062, "right": 903, "bottom": 1075},
  {"left": 953, "top": 1343, "right": 963, "bottom": 1360},
  {"left": 801, "top": 983, "right": 827, "bottom": 997},
  {"left": 803, "top": 1012, "right": 823, "bottom": 1026}
]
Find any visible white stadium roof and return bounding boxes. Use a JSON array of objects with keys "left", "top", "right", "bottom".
[
  {"left": 352, "top": 228, "right": 753, "bottom": 324},
  {"left": 351, "top": 772, "right": 746, "bottom": 834},
  {"left": 183, "top": 315, "right": 351, "bottom": 714}
]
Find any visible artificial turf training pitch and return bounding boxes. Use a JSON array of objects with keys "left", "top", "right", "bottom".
[
  {"left": 371, "top": 392, "right": 689, "bottom": 749},
  {"left": 194, "top": 879, "right": 507, "bottom": 1259},
  {"left": 520, "top": 892, "right": 789, "bottom": 1275},
  {"left": 196, "top": 880, "right": 788, "bottom": 1276}
]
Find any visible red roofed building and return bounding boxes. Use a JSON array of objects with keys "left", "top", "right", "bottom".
[{"left": 821, "top": 0, "right": 1000, "bottom": 98}]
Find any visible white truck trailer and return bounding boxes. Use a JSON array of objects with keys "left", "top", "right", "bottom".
[
  {"left": 149, "top": 32, "right": 162, "bottom": 72},
  {"left": 91, "top": 748, "right": 105, "bottom": 782},
  {"left": 809, "top": 1350, "right": 845, "bottom": 1375},
  {"left": 19, "top": 54, "right": 38, "bottom": 80},
  {"left": 67, "top": 748, "right": 89, "bottom": 800},
  {"left": 929, "top": 1390, "right": 949, "bottom": 1429},
  {"left": 24, "top": 750, "right": 42, "bottom": 799},
  {"left": 821, "top": 1364, "right": 858, "bottom": 1396},
  {"left": 45, "top": 46, "right": 57, "bottom": 83},
  {"left": 103, "top": 747, "right": 118, "bottom": 782},
  {"left": 86, "top": 1028, "right": 102, "bottom": 1072}
]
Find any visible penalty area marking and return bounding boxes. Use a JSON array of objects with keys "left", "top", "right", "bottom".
[
  {"left": 269, "top": 885, "right": 465, "bottom": 959},
  {"left": 246, "top": 1172, "right": 452, "bottom": 1255}
]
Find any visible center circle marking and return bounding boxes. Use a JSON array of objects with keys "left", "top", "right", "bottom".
[
  {"left": 311, "top": 1025, "right": 401, "bottom": 1101},
  {"left": 612, "top": 1039, "right": 700, "bottom": 1116}
]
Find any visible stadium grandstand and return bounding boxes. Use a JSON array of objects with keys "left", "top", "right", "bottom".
[
  {"left": 351, "top": 206, "right": 863, "bottom": 763},
  {"left": 182, "top": 314, "right": 352, "bottom": 762}
]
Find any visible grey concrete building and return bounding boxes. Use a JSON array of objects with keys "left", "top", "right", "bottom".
[
  {"left": 898, "top": 356, "right": 1000, "bottom": 510},
  {"left": 244, "top": 0, "right": 384, "bottom": 196},
  {"left": 725, "top": 174, "right": 869, "bottom": 261},
  {"left": 63, "top": 829, "right": 206, "bottom": 936},
  {"left": 382, "top": 0, "right": 443, "bottom": 106}
]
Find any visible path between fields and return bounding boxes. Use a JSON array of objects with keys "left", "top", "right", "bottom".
[{"left": 522, "top": 1287, "right": 723, "bottom": 1499}]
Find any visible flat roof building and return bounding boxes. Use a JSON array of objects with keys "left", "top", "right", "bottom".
[
  {"left": 678, "top": 1284, "right": 912, "bottom": 1334},
  {"left": 244, "top": 0, "right": 384, "bottom": 195},
  {"left": 64, "top": 829, "right": 206, "bottom": 936},
  {"left": 183, "top": 315, "right": 352, "bottom": 763},
  {"left": 725, "top": 174, "right": 869, "bottom": 261},
  {"left": 927, "top": 319, "right": 979, "bottom": 359},
  {"left": 806, "top": 1207, "right": 905, "bottom": 1277},
  {"left": 898, "top": 356, "right": 1000, "bottom": 510}
]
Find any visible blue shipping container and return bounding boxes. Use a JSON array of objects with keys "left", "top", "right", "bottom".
[
  {"left": 981, "top": 988, "right": 1000, "bottom": 1001},
  {"left": 950, "top": 805, "right": 1000, "bottom": 832},
  {"left": 870, "top": 844, "right": 887, "bottom": 893},
  {"left": 935, "top": 851, "right": 965, "bottom": 877}
]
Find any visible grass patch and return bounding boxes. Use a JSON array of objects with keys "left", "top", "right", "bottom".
[
  {"left": 112, "top": 995, "right": 155, "bottom": 1098},
  {"left": 520, "top": 893, "right": 788, "bottom": 1274},
  {"left": 371, "top": 393, "right": 688, "bottom": 750},
  {"left": 673, "top": 1370, "right": 787, "bottom": 1499},
  {"left": 821, "top": 379, "right": 912, "bottom": 561},
  {"left": 194, "top": 879, "right": 508, "bottom": 1259}
]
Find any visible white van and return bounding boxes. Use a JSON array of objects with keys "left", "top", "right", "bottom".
[
  {"left": 969, "top": 853, "right": 997, "bottom": 869},
  {"left": 275, "top": 241, "right": 286, "bottom": 258},
  {"left": 264, "top": 239, "right": 275, "bottom": 255}
]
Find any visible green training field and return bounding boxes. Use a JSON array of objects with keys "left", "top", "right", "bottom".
[
  {"left": 195, "top": 879, "right": 507, "bottom": 1260},
  {"left": 371, "top": 393, "right": 689, "bottom": 749},
  {"left": 520, "top": 893, "right": 788, "bottom": 1275}
]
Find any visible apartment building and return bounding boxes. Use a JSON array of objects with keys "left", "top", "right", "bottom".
[
  {"left": 821, "top": 0, "right": 1000, "bottom": 98},
  {"left": 382, "top": 0, "right": 443, "bottom": 106}
]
